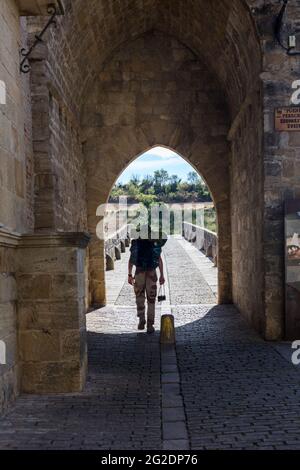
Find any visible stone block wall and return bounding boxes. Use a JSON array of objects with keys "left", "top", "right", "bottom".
[
  {"left": 254, "top": 1, "right": 300, "bottom": 339},
  {"left": 26, "top": 16, "right": 87, "bottom": 233},
  {"left": 230, "top": 90, "right": 265, "bottom": 335},
  {"left": 0, "top": 1, "right": 33, "bottom": 233},
  {"left": 0, "top": 229, "right": 90, "bottom": 408},
  {"left": 17, "top": 233, "right": 89, "bottom": 393},
  {"left": 49, "top": 92, "right": 87, "bottom": 232},
  {"left": 0, "top": 0, "right": 34, "bottom": 413}
]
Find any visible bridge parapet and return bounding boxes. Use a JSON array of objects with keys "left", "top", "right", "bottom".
[
  {"left": 105, "top": 224, "right": 130, "bottom": 271},
  {"left": 183, "top": 222, "right": 218, "bottom": 266}
]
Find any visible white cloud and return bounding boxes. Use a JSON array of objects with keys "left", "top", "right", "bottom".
[
  {"left": 118, "top": 146, "right": 191, "bottom": 182},
  {"left": 143, "top": 146, "right": 179, "bottom": 160},
  {"left": 128, "top": 156, "right": 183, "bottom": 172}
]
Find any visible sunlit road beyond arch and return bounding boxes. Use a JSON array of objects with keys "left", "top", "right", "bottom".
[{"left": 0, "top": 237, "right": 299, "bottom": 450}]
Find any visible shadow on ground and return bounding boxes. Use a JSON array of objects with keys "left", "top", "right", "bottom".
[{"left": 0, "top": 305, "right": 299, "bottom": 450}]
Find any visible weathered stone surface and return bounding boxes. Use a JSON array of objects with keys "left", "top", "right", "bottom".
[
  {"left": 0, "top": 276, "right": 17, "bottom": 303},
  {"left": 21, "top": 361, "right": 82, "bottom": 394},
  {"left": 16, "top": 235, "right": 89, "bottom": 394},
  {"left": 0, "top": 302, "right": 16, "bottom": 338},
  {"left": 17, "top": 247, "right": 80, "bottom": 274},
  {"left": 0, "top": 1, "right": 33, "bottom": 232},
  {"left": 17, "top": 274, "right": 51, "bottom": 300},
  {"left": 18, "top": 301, "right": 82, "bottom": 330},
  {"left": 19, "top": 330, "right": 61, "bottom": 362}
]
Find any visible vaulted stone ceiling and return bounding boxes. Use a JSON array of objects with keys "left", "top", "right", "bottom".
[{"left": 47, "top": 0, "right": 261, "bottom": 118}]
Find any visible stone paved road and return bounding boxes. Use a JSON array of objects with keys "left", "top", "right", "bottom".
[
  {"left": 174, "top": 304, "right": 300, "bottom": 450},
  {"left": 114, "top": 236, "right": 217, "bottom": 306},
  {"left": 0, "top": 306, "right": 162, "bottom": 450},
  {"left": 164, "top": 238, "right": 216, "bottom": 305},
  {"left": 0, "top": 237, "right": 299, "bottom": 450}
]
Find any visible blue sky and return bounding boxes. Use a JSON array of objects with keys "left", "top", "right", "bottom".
[{"left": 117, "top": 147, "right": 198, "bottom": 184}]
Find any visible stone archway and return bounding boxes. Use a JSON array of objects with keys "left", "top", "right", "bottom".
[
  {"left": 27, "top": 1, "right": 264, "bottom": 347},
  {"left": 14, "top": 0, "right": 277, "bottom": 401},
  {"left": 81, "top": 31, "right": 233, "bottom": 310},
  {"left": 88, "top": 141, "right": 232, "bottom": 309}
]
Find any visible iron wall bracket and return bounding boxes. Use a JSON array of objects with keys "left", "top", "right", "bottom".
[{"left": 20, "top": 2, "right": 63, "bottom": 73}]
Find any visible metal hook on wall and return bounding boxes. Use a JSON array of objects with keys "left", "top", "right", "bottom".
[{"left": 20, "top": 2, "right": 64, "bottom": 73}]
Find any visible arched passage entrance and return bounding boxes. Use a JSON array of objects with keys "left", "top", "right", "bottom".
[
  {"left": 86, "top": 140, "right": 231, "bottom": 310},
  {"left": 104, "top": 146, "right": 221, "bottom": 304},
  {"left": 36, "top": 1, "right": 263, "bottom": 344},
  {"left": 81, "top": 30, "right": 233, "bottom": 310}
]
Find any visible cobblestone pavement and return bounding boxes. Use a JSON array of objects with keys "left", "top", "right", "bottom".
[
  {"left": 0, "top": 237, "right": 299, "bottom": 449},
  {"left": 0, "top": 306, "right": 162, "bottom": 450},
  {"left": 114, "top": 236, "right": 217, "bottom": 306},
  {"left": 164, "top": 238, "right": 216, "bottom": 305},
  {"left": 174, "top": 305, "right": 300, "bottom": 450}
]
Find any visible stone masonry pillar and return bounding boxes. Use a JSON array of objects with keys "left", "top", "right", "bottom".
[
  {"left": 216, "top": 199, "right": 232, "bottom": 305},
  {"left": 87, "top": 207, "right": 107, "bottom": 308},
  {"left": 17, "top": 232, "right": 90, "bottom": 393}
]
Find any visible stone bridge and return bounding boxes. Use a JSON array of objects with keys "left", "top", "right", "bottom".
[{"left": 104, "top": 222, "right": 218, "bottom": 273}]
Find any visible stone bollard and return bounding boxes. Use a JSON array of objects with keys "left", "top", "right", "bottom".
[
  {"left": 160, "top": 314, "right": 176, "bottom": 344},
  {"left": 213, "top": 253, "right": 218, "bottom": 267},
  {"left": 115, "top": 246, "right": 121, "bottom": 260},
  {"left": 106, "top": 254, "right": 114, "bottom": 271},
  {"left": 206, "top": 243, "right": 213, "bottom": 258}
]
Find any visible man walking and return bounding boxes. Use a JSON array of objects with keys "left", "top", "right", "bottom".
[{"left": 128, "top": 233, "right": 166, "bottom": 334}]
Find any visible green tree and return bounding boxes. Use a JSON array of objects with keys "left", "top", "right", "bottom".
[
  {"left": 127, "top": 182, "right": 140, "bottom": 199},
  {"left": 153, "top": 169, "right": 169, "bottom": 193},
  {"left": 168, "top": 175, "right": 181, "bottom": 193},
  {"left": 187, "top": 171, "right": 200, "bottom": 190},
  {"left": 108, "top": 168, "right": 213, "bottom": 205},
  {"left": 140, "top": 175, "right": 154, "bottom": 193},
  {"left": 136, "top": 193, "right": 158, "bottom": 208},
  {"left": 129, "top": 174, "right": 140, "bottom": 186}
]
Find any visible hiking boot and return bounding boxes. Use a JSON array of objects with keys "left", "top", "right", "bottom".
[
  {"left": 147, "top": 325, "right": 155, "bottom": 334},
  {"left": 138, "top": 319, "right": 146, "bottom": 330}
]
